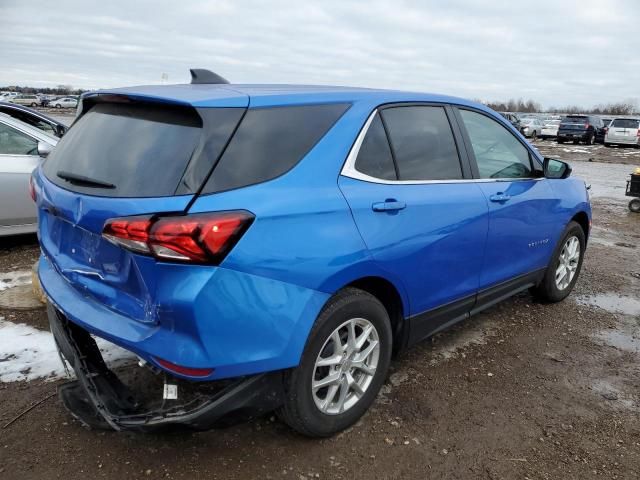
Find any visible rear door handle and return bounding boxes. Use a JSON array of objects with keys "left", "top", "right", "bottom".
[
  {"left": 489, "top": 193, "right": 511, "bottom": 202},
  {"left": 372, "top": 200, "right": 406, "bottom": 212}
]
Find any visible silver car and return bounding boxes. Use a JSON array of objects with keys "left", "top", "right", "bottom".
[
  {"left": 0, "top": 113, "right": 58, "bottom": 236},
  {"left": 520, "top": 118, "right": 543, "bottom": 139}
]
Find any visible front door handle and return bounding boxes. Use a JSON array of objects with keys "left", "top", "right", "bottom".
[
  {"left": 372, "top": 200, "right": 406, "bottom": 212},
  {"left": 489, "top": 193, "right": 511, "bottom": 202}
]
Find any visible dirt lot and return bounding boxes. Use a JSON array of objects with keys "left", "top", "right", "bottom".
[{"left": 1, "top": 144, "right": 639, "bottom": 480}]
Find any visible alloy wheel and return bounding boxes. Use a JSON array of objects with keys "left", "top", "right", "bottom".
[
  {"left": 555, "top": 236, "right": 580, "bottom": 290},
  {"left": 311, "top": 318, "right": 380, "bottom": 415}
]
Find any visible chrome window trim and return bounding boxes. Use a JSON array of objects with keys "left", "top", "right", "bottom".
[{"left": 340, "top": 109, "right": 543, "bottom": 186}]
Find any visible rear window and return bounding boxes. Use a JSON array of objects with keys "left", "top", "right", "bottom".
[
  {"left": 203, "top": 103, "right": 349, "bottom": 193},
  {"left": 562, "top": 116, "right": 587, "bottom": 124},
  {"left": 43, "top": 103, "right": 203, "bottom": 197},
  {"left": 611, "top": 119, "right": 640, "bottom": 129}
]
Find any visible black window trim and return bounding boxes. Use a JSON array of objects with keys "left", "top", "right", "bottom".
[
  {"left": 341, "top": 101, "right": 475, "bottom": 185},
  {"left": 451, "top": 105, "right": 544, "bottom": 181}
]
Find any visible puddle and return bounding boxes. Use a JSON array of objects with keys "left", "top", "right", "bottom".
[
  {"left": 576, "top": 293, "right": 640, "bottom": 317},
  {"left": 590, "top": 378, "right": 638, "bottom": 411},
  {"left": 596, "top": 330, "right": 640, "bottom": 354}
]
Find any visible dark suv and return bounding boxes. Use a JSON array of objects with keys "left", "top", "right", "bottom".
[{"left": 557, "top": 115, "right": 605, "bottom": 145}]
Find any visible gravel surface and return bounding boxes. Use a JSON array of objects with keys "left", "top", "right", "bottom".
[{"left": 0, "top": 152, "right": 639, "bottom": 479}]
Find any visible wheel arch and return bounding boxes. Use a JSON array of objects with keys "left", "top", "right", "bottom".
[
  {"left": 571, "top": 211, "right": 590, "bottom": 242},
  {"left": 342, "top": 276, "right": 408, "bottom": 354}
]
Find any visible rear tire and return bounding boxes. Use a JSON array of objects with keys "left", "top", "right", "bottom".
[
  {"left": 531, "top": 221, "right": 585, "bottom": 303},
  {"left": 557, "top": 138, "right": 565, "bottom": 144},
  {"left": 279, "top": 288, "right": 392, "bottom": 437},
  {"left": 630, "top": 199, "right": 640, "bottom": 213},
  {"left": 55, "top": 104, "right": 61, "bottom": 109},
  {"left": 587, "top": 133, "right": 595, "bottom": 145},
  {"left": 604, "top": 142, "right": 611, "bottom": 147},
  {"left": 531, "top": 131, "right": 537, "bottom": 140}
]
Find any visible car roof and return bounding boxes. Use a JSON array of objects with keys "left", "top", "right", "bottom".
[
  {"left": 0, "top": 112, "right": 59, "bottom": 144},
  {"left": 0, "top": 101, "right": 66, "bottom": 127},
  {"left": 86, "top": 83, "right": 486, "bottom": 110}
]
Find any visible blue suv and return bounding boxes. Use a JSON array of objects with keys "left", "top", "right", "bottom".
[{"left": 35, "top": 70, "right": 591, "bottom": 437}]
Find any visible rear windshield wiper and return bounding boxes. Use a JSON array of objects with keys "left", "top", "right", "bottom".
[{"left": 57, "top": 171, "right": 116, "bottom": 189}]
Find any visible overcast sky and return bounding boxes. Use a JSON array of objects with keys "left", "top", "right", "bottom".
[{"left": 1, "top": 0, "right": 638, "bottom": 108}]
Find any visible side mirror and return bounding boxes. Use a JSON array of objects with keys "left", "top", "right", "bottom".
[
  {"left": 544, "top": 157, "right": 571, "bottom": 179},
  {"left": 37, "top": 141, "right": 53, "bottom": 157}
]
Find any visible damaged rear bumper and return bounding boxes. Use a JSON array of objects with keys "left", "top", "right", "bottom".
[{"left": 48, "top": 303, "right": 285, "bottom": 432}]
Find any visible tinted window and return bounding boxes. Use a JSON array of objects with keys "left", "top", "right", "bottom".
[
  {"left": 459, "top": 109, "right": 532, "bottom": 179},
  {"left": 204, "top": 103, "right": 349, "bottom": 193},
  {"left": 611, "top": 119, "right": 640, "bottom": 129},
  {"left": 0, "top": 123, "right": 38, "bottom": 155},
  {"left": 354, "top": 114, "right": 396, "bottom": 180},
  {"left": 562, "top": 116, "right": 588, "bottom": 124},
  {"left": 43, "top": 103, "right": 202, "bottom": 197},
  {"left": 380, "top": 106, "right": 462, "bottom": 181}
]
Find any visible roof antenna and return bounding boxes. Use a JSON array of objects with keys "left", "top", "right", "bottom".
[{"left": 189, "top": 69, "right": 229, "bottom": 85}]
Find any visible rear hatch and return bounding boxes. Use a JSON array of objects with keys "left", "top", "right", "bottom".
[
  {"left": 607, "top": 118, "right": 640, "bottom": 141},
  {"left": 559, "top": 116, "right": 588, "bottom": 133},
  {"left": 37, "top": 96, "right": 246, "bottom": 323}
]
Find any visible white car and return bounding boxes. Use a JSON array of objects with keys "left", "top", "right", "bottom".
[
  {"left": 604, "top": 118, "right": 640, "bottom": 147},
  {"left": 540, "top": 119, "right": 561, "bottom": 139},
  {"left": 0, "top": 113, "right": 58, "bottom": 236},
  {"left": 520, "top": 118, "right": 543, "bottom": 139},
  {"left": 52, "top": 97, "right": 78, "bottom": 109}
]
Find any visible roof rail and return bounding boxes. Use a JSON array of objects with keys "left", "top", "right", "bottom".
[{"left": 189, "top": 69, "right": 229, "bottom": 85}]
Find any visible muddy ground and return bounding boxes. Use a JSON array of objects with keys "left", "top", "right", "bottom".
[{"left": 0, "top": 147, "right": 639, "bottom": 479}]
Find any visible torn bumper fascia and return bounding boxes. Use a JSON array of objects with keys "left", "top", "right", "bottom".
[{"left": 48, "top": 302, "right": 285, "bottom": 432}]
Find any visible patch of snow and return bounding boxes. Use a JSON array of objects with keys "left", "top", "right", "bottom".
[
  {"left": 0, "top": 317, "right": 136, "bottom": 383},
  {"left": 0, "top": 270, "right": 32, "bottom": 292}
]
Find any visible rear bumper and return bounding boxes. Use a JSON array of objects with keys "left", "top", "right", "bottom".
[
  {"left": 605, "top": 137, "right": 640, "bottom": 146},
  {"left": 39, "top": 252, "right": 329, "bottom": 380},
  {"left": 557, "top": 131, "right": 588, "bottom": 141},
  {"left": 48, "top": 303, "right": 284, "bottom": 431}
]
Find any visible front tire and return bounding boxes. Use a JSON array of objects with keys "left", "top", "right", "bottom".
[
  {"left": 532, "top": 221, "right": 586, "bottom": 303},
  {"left": 629, "top": 198, "right": 640, "bottom": 213},
  {"left": 531, "top": 130, "right": 537, "bottom": 140},
  {"left": 280, "top": 288, "right": 392, "bottom": 437}
]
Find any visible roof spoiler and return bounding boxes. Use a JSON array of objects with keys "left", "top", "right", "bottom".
[{"left": 190, "top": 68, "right": 229, "bottom": 85}]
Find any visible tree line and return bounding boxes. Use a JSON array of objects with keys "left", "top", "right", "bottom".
[
  {"left": 0, "top": 85, "right": 89, "bottom": 96},
  {"left": 484, "top": 98, "right": 638, "bottom": 115}
]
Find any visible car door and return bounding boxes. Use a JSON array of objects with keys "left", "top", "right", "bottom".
[
  {"left": 0, "top": 121, "right": 41, "bottom": 231},
  {"left": 339, "top": 104, "right": 489, "bottom": 343},
  {"left": 455, "top": 107, "right": 559, "bottom": 298}
]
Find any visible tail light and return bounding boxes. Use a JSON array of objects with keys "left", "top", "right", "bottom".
[
  {"left": 29, "top": 176, "right": 36, "bottom": 202},
  {"left": 637, "top": 130, "right": 640, "bottom": 137},
  {"left": 584, "top": 123, "right": 590, "bottom": 129},
  {"left": 604, "top": 127, "right": 608, "bottom": 134},
  {"left": 103, "top": 211, "right": 254, "bottom": 264}
]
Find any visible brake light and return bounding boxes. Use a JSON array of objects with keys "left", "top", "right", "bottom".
[
  {"left": 154, "top": 357, "right": 214, "bottom": 377},
  {"left": 584, "top": 123, "right": 590, "bottom": 129},
  {"left": 103, "top": 211, "right": 254, "bottom": 263},
  {"left": 29, "top": 176, "right": 36, "bottom": 202},
  {"left": 637, "top": 130, "right": 640, "bottom": 137}
]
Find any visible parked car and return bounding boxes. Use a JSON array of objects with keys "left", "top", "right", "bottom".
[
  {"left": 498, "top": 111, "right": 522, "bottom": 132},
  {"left": 520, "top": 118, "right": 543, "bottom": 139},
  {"left": 0, "top": 102, "right": 68, "bottom": 137},
  {"left": 51, "top": 97, "right": 78, "bottom": 109},
  {"left": 557, "top": 115, "right": 605, "bottom": 145},
  {"left": 37, "top": 72, "right": 591, "bottom": 437},
  {"left": 604, "top": 118, "right": 640, "bottom": 147},
  {"left": 540, "top": 119, "right": 561, "bottom": 139},
  {"left": 10, "top": 94, "right": 40, "bottom": 107},
  {"left": 0, "top": 113, "right": 57, "bottom": 236}
]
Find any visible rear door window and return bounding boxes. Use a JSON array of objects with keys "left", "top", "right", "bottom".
[
  {"left": 43, "top": 103, "right": 203, "bottom": 197},
  {"left": 380, "top": 106, "right": 463, "bottom": 181},
  {"left": 354, "top": 113, "right": 396, "bottom": 180},
  {"left": 203, "top": 103, "right": 349, "bottom": 193},
  {"left": 459, "top": 109, "right": 533, "bottom": 179}
]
